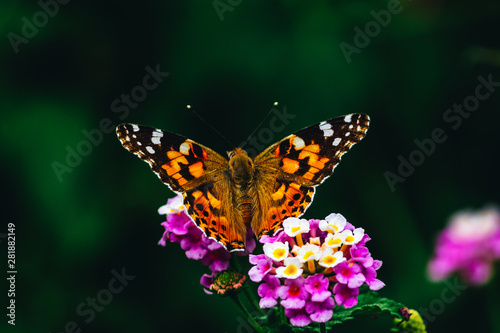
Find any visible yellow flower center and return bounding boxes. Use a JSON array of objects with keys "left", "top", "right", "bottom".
[
  {"left": 273, "top": 248, "right": 285, "bottom": 259},
  {"left": 323, "top": 256, "right": 336, "bottom": 265},
  {"left": 284, "top": 265, "right": 298, "bottom": 276},
  {"left": 345, "top": 235, "right": 354, "bottom": 243},
  {"left": 303, "top": 250, "right": 315, "bottom": 260},
  {"left": 291, "top": 226, "right": 301, "bottom": 233}
]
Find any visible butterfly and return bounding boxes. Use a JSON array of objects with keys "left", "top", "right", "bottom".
[{"left": 116, "top": 113, "right": 370, "bottom": 252}]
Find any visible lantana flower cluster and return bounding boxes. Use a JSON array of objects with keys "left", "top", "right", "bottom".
[
  {"left": 158, "top": 195, "right": 254, "bottom": 293},
  {"left": 428, "top": 207, "right": 500, "bottom": 285},
  {"left": 249, "top": 214, "right": 384, "bottom": 327}
]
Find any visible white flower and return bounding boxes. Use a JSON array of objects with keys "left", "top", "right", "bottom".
[
  {"left": 276, "top": 257, "right": 304, "bottom": 279},
  {"left": 158, "top": 195, "right": 184, "bottom": 215},
  {"left": 296, "top": 244, "right": 321, "bottom": 263},
  {"left": 342, "top": 228, "right": 365, "bottom": 245},
  {"left": 263, "top": 242, "right": 289, "bottom": 261},
  {"left": 318, "top": 248, "right": 346, "bottom": 268},
  {"left": 323, "top": 232, "right": 346, "bottom": 248},
  {"left": 283, "top": 217, "right": 310, "bottom": 237},
  {"left": 319, "top": 213, "right": 347, "bottom": 233}
]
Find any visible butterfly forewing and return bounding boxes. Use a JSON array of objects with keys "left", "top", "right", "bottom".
[{"left": 116, "top": 124, "right": 227, "bottom": 192}]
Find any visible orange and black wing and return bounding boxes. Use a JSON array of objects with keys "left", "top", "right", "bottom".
[
  {"left": 116, "top": 124, "right": 246, "bottom": 251},
  {"left": 252, "top": 113, "right": 370, "bottom": 238}
]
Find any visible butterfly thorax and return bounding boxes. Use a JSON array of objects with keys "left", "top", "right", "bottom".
[
  {"left": 228, "top": 148, "right": 254, "bottom": 185},
  {"left": 228, "top": 148, "right": 255, "bottom": 225}
]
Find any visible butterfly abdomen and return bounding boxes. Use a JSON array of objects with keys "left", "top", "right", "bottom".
[{"left": 227, "top": 148, "right": 257, "bottom": 226}]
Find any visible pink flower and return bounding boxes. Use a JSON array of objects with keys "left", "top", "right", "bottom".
[
  {"left": 249, "top": 213, "right": 384, "bottom": 327},
  {"left": 304, "top": 274, "right": 331, "bottom": 302},
  {"left": 350, "top": 244, "right": 374, "bottom": 268},
  {"left": 333, "top": 283, "right": 359, "bottom": 308},
  {"left": 334, "top": 261, "right": 366, "bottom": 289},
  {"left": 362, "top": 260, "right": 385, "bottom": 291},
  {"left": 428, "top": 207, "right": 500, "bottom": 285},
  {"left": 257, "top": 275, "right": 281, "bottom": 308},
  {"left": 158, "top": 213, "right": 191, "bottom": 245},
  {"left": 305, "top": 297, "right": 335, "bottom": 323},
  {"left": 180, "top": 222, "right": 208, "bottom": 260},
  {"left": 200, "top": 272, "right": 216, "bottom": 295},
  {"left": 248, "top": 254, "right": 272, "bottom": 282},
  {"left": 201, "top": 243, "right": 231, "bottom": 272},
  {"left": 285, "top": 308, "right": 312, "bottom": 327},
  {"left": 158, "top": 196, "right": 232, "bottom": 289},
  {"left": 278, "top": 277, "right": 310, "bottom": 309}
]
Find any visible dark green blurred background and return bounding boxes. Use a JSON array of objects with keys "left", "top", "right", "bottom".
[{"left": 1, "top": 1, "right": 500, "bottom": 332}]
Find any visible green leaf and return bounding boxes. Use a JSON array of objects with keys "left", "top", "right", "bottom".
[{"left": 328, "top": 290, "right": 406, "bottom": 326}]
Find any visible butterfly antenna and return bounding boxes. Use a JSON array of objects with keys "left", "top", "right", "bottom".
[
  {"left": 187, "top": 105, "right": 236, "bottom": 148},
  {"left": 241, "top": 102, "right": 278, "bottom": 149}
]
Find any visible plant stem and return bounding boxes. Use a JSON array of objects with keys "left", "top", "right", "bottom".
[
  {"left": 244, "top": 285, "right": 265, "bottom": 315},
  {"left": 279, "top": 304, "right": 286, "bottom": 324},
  {"left": 232, "top": 294, "right": 264, "bottom": 333},
  {"left": 320, "top": 322, "right": 327, "bottom": 333},
  {"left": 232, "top": 254, "right": 264, "bottom": 315},
  {"left": 231, "top": 253, "right": 243, "bottom": 272}
]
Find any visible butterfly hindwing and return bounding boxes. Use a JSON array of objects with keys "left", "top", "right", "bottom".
[
  {"left": 183, "top": 183, "right": 246, "bottom": 251},
  {"left": 262, "top": 180, "right": 316, "bottom": 237}
]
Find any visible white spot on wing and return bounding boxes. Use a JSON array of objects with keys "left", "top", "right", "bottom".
[
  {"left": 292, "top": 136, "right": 305, "bottom": 149},
  {"left": 151, "top": 131, "right": 163, "bottom": 145},
  {"left": 146, "top": 146, "right": 155, "bottom": 154},
  {"left": 319, "top": 122, "right": 333, "bottom": 137},
  {"left": 332, "top": 137, "right": 341, "bottom": 146},
  {"left": 349, "top": 124, "right": 353, "bottom": 129},
  {"left": 180, "top": 142, "right": 190, "bottom": 155},
  {"left": 345, "top": 132, "right": 350, "bottom": 136},
  {"left": 152, "top": 130, "right": 163, "bottom": 137},
  {"left": 137, "top": 141, "right": 142, "bottom": 146},
  {"left": 344, "top": 115, "right": 352, "bottom": 123},
  {"left": 319, "top": 122, "right": 332, "bottom": 130},
  {"left": 132, "top": 125, "right": 140, "bottom": 132}
]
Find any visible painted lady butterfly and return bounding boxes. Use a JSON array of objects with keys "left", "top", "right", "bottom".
[{"left": 116, "top": 113, "right": 370, "bottom": 252}]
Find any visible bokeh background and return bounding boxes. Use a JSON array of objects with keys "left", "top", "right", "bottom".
[{"left": 1, "top": 1, "right": 500, "bottom": 332}]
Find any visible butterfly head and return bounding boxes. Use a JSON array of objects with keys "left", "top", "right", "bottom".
[{"left": 227, "top": 148, "right": 254, "bottom": 181}]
